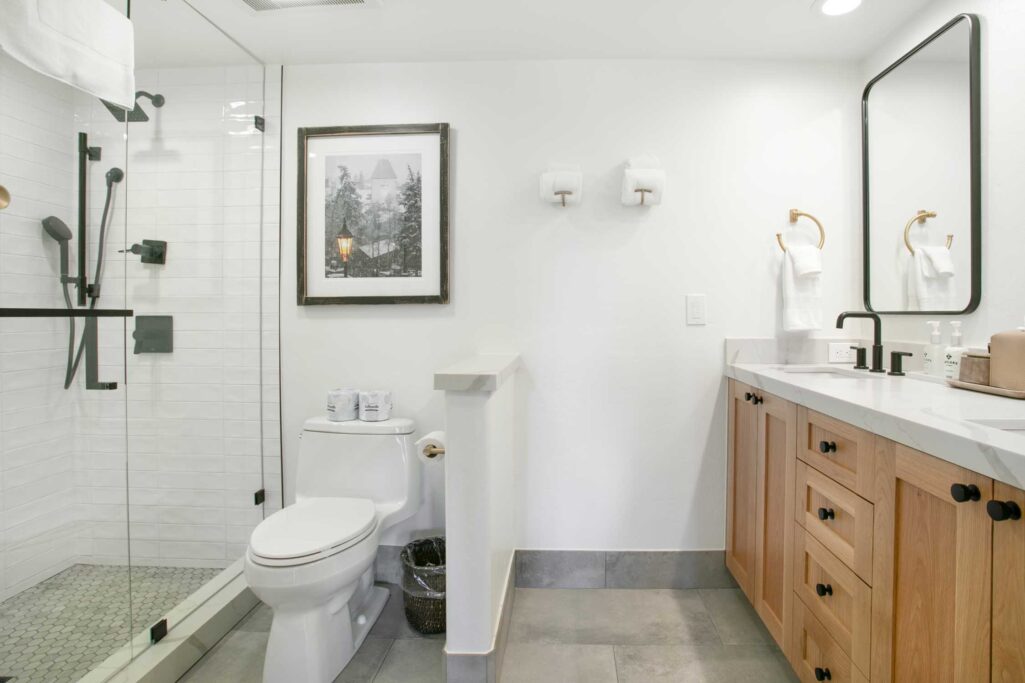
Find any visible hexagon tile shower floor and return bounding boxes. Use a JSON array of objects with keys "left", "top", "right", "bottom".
[{"left": 0, "top": 565, "right": 220, "bottom": 683}]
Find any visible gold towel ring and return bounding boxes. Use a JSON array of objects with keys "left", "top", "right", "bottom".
[
  {"left": 777, "top": 209, "right": 825, "bottom": 252},
  {"left": 904, "top": 210, "right": 953, "bottom": 255}
]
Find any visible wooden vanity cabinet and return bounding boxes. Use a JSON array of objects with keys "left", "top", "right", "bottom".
[
  {"left": 726, "top": 380, "right": 1025, "bottom": 682},
  {"left": 726, "top": 380, "right": 796, "bottom": 652},
  {"left": 991, "top": 482, "right": 1025, "bottom": 683},
  {"left": 871, "top": 440, "right": 993, "bottom": 683}
]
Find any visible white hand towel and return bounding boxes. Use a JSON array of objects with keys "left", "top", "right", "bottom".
[
  {"left": 782, "top": 250, "right": 822, "bottom": 332},
  {"left": 907, "top": 250, "right": 955, "bottom": 311},
  {"left": 919, "top": 246, "right": 955, "bottom": 278},
  {"left": 786, "top": 245, "right": 822, "bottom": 277},
  {"left": 0, "top": 0, "right": 136, "bottom": 108}
]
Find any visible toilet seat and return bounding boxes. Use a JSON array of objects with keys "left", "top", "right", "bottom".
[{"left": 249, "top": 497, "right": 377, "bottom": 567}]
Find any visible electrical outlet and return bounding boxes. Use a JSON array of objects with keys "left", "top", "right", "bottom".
[
  {"left": 686, "top": 294, "right": 707, "bottom": 326},
  {"left": 828, "top": 342, "right": 856, "bottom": 364}
]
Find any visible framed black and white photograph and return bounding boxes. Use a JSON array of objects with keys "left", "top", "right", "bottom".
[{"left": 297, "top": 123, "right": 449, "bottom": 305}]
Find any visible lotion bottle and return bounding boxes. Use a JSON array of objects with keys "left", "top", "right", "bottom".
[
  {"left": 923, "top": 320, "right": 944, "bottom": 376},
  {"left": 989, "top": 316, "right": 1025, "bottom": 391},
  {"left": 944, "top": 321, "right": 967, "bottom": 380}
]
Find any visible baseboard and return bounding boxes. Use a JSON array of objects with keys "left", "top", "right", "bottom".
[{"left": 515, "top": 549, "right": 736, "bottom": 589}]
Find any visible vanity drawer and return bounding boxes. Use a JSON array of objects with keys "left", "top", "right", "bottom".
[
  {"left": 798, "top": 408, "right": 875, "bottom": 499},
  {"left": 795, "top": 461, "right": 874, "bottom": 583},
  {"left": 794, "top": 527, "right": 871, "bottom": 676},
  {"left": 791, "top": 599, "right": 869, "bottom": 683}
]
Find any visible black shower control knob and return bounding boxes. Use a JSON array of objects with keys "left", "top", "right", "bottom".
[
  {"left": 817, "top": 507, "right": 835, "bottom": 521},
  {"left": 814, "top": 667, "right": 832, "bottom": 681},
  {"left": 819, "top": 441, "right": 837, "bottom": 454},
  {"left": 950, "top": 483, "right": 981, "bottom": 503},
  {"left": 987, "top": 500, "right": 1023, "bottom": 522},
  {"left": 815, "top": 583, "right": 833, "bottom": 597}
]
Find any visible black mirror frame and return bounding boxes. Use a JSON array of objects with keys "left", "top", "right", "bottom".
[{"left": 862, "top": 13, "right": 982, "bottom": 316}]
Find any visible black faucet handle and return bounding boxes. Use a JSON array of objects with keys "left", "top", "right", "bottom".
[
  {"left": 889, "top": 351, "right": 913, "bottom": 377},
  {"left": 849, "top": 346, "right": 869, "bottom": 370}
]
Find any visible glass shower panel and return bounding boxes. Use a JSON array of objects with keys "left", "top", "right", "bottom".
[
  {"left": 0, "top": 8, "right": 133, "bottom": 680},
  {"left": 120, "top": 0, "right": 273, "bottom": 656}
]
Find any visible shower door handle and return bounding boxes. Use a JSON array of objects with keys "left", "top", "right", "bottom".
[{"left": 84, "top": 316, "right": 118, "bottom": 390}]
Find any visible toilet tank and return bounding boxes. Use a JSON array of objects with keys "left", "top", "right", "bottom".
[{"left": 295, "top": 417, "right": 421, "bottom": 518}]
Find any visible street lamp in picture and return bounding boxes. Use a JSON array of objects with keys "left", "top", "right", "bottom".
[{"left": 336, "top": 220, "right": 354, "bottom": 278}]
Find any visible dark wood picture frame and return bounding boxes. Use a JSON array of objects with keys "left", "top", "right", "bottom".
[{"left": 297, "top": 123, "right": 449, "bottom": 305}]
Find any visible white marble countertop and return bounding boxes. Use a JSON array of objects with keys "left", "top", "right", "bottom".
[
  {"left": 726, "top": 363, "right": 1025, "bottom": 490},
  {"left": 434, "top": 353, "right": 521, "bottom": 392}
]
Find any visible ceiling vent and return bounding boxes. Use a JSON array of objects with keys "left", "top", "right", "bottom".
[{"left": 240, "top": 0, "right": 379, "bottom": 10}]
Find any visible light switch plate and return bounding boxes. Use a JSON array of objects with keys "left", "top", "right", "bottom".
[
  {"left": 828, "top": 342, "right": 856, "bottom": 364},
  {"left": 686, "top": 294, "right": 707, "bottom": 326}
]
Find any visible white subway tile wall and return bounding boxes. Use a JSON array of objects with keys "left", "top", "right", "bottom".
[{"left": 0, "top": 55, "right": 281, "bottom": 598}]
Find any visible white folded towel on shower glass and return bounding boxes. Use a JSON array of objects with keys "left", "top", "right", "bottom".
[
  {"left": 782, "top": 247, "right": 822, "bottom": 332},
  {"left": 907, "top": 249, "right": 955, "bottom": 311},
  {"left": 0, "top": 0, "right": 136, "bottom": 108}
]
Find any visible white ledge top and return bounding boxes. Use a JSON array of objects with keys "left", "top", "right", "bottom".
[
  {"left": 727, "top": 363, "right": 1025, "bottom": 490},
  {"left": 434, "top": 354, "right": 521, "bottom": 392}
]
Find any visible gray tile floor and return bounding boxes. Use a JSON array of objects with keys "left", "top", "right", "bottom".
[
  {"left": 182, "top": 586, "right": 796, "bottom": 683},
  {"left": 0, "top": 564, "right": 221, "bottom": 683}
]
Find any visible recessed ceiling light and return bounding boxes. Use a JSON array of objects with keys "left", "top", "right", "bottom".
[{"left": 812, "top": 0, "right": 863, "bottom": 16}]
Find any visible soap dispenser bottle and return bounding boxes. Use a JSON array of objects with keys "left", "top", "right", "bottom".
[
  {"left": 944, "top": 321, "right": 967, "bottom": 380},
  {"left": 923, "top": 321, "right": 944, "bottom": 376},
  {"left": 990, "top": 316, "right": 1025, "bottom": 391}
]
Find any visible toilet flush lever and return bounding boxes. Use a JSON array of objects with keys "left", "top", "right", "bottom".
[{"left": 422, "top": 445, "right": 446, "bottom": 459}]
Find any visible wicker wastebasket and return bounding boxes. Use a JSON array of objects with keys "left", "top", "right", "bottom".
[{"left": 400, "top": 537, "right": 446, "bottom": 634}]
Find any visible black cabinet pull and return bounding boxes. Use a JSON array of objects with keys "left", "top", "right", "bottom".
[
  {"left": 815, "top": 583, "right": 833, "bottom": 597},
  {"left": 950, "top": 483, "right": 981, "bottom": 503},
  {"left": 744, "top": 392, "right": 754, "bottom": 402},
  {"left": 752, "top": 395, "right": 764, "bottom": 405},
  {"left": 814, "top": 667, "right": 832, "bottom": 681},
  {"left": 819, "top": 440, "right": 838, "bottom": 454},
  {"left": 987, "top": 500, "right": 1023, "bottom": 522},
  {"left": 817, "top": 507, "right": 835, "bottom": 521}
]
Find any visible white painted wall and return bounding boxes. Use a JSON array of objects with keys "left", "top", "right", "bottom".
[
  {"left": 280, "top": 59, "right": 863, "bottom": 550},
  {"left": 863, "top": 0, "right": 1025, "bottom": 346}
]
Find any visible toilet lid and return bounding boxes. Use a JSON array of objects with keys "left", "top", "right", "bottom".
[{"left": 249, "top": 497, "right": 377, "bottom": 561}]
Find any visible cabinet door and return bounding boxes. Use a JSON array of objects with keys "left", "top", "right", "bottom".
[
  {"left": 992, "top": 481, "right": 1025, "bottom": 683},
  {"left": 871, "top": 439, "right": 992, "bottom": 683},
  {"left": 726, "top": 380, "right": 759, "bottom": 600},
  {"left": 753, "top": 391, "right": 797, "bottom": 651}
]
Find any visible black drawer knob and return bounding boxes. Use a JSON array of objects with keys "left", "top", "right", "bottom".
[
  {"left": 814, "top": 667, "right": 832, "bottom": 681},
  {"left": 815, "top": 583, "right": 833, "bottom": 597},
  {"left": 817, "top": 507, "right": 835, "bottom": 521},
  {"left": 950, "top": 483, "right": 981, "bottom": 503},
  {"left": 987, "top": 500, "right": 1023, "bottom": 522},
  {"left": 752, "top": 395, "right": 764, "bottom": 405},
  {"left": 819, "top": 441, "right": 838, "bottom": 454},
  {"left": 745, "top": 392, "right": 754, "bottom": 402}
]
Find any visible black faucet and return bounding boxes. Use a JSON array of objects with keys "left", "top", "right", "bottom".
[{"left": 836, "top": 312, "right": 885, "bottom": 373}]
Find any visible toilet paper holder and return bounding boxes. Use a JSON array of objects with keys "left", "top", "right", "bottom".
[{"left": 422, "top": 444, "right": 446, "bottom": 459}]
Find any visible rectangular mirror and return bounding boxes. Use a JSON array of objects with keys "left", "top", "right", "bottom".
[{"left": 863, "top": 14, "right": 981, "bottom": 314}]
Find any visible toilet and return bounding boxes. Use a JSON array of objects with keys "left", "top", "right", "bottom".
[{"left": 244, "top": 416, "right": 422, "bottom": 683}]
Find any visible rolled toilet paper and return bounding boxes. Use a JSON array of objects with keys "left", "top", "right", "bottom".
[
  {"left": 415, "top": 431, "right": 446, "bottom": 464},
  {"left": 326, "top": 388, "right": 359, "bottom": 422},
  {"left": 358, "top": 390, "right": 392, "bottom": 422}
]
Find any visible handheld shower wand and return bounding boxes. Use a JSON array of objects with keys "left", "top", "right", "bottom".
[{"left": 42, "top": 216, "right": 73, "bottom": 281}]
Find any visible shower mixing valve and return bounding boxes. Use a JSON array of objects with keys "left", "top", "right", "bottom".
[{"left": 120, "top": 240, "right": 167, "bottom": 265}]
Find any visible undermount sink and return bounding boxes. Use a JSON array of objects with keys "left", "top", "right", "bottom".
[
  {"left": 777, "top": 365, "right": 886, "bottom": 380},
  {"left": 965, "top": 418, "right": 1025, "bottom": 434}
]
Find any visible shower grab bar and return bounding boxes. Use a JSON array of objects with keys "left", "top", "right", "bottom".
[{"left": 0, "top": 308, "right": 133, "bottom": 317}]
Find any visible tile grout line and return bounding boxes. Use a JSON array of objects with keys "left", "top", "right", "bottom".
[
  {"left": 611, "top": 643, "right": 622, "bottom": 683},
  {"left": 695, "top": 589, "right": 727, "bottom": 647},
  {"left": 368, "top": 638, "right": 397, "bottom": 683}
]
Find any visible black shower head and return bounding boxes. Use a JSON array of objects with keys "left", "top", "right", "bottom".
[
  {"left": 42, "top": 216, "right": 73, "bottom": 277},
  {"left": 42, "top": 216, "right": 73, "bottom": 242},
  {"left": 106, "top": 167, "right": 125, "bottom": 186},
  {"left": 100, "top": 91, "right": 166, "bottom": 122}
]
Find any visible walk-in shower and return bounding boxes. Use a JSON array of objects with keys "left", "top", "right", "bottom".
[{"left": 0, "top": 1, "right": 281, "bottom": 681}]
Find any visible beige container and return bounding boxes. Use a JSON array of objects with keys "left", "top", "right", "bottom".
[{"left": 990, "top": 318, "right": 1025, "bottom": 391}]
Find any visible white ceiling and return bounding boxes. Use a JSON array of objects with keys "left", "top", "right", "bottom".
[{"left": 131, "top": 0, "right": 939, "bottom": 67}]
